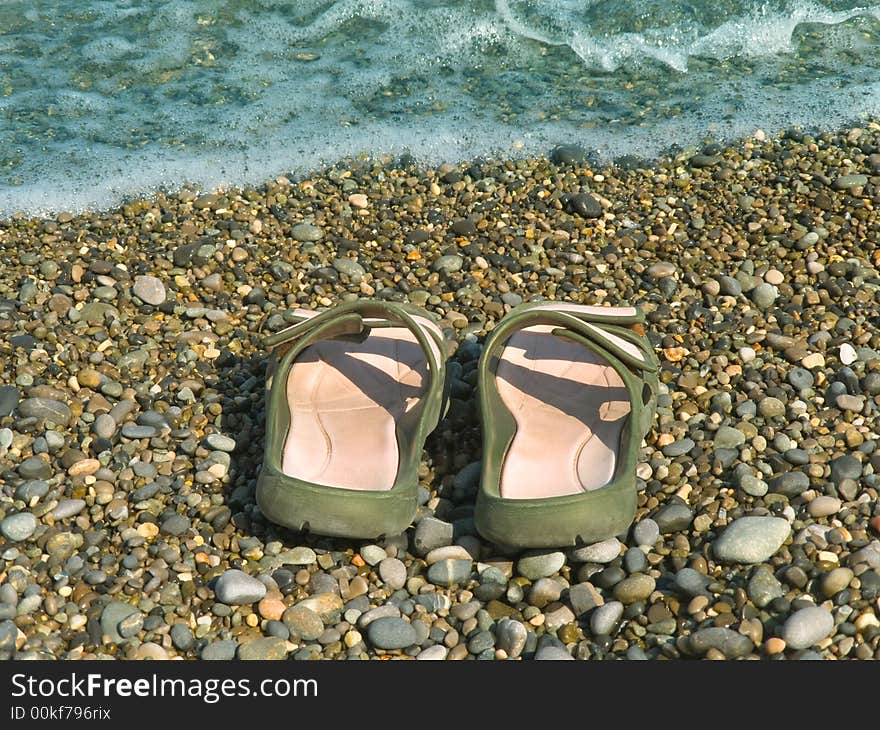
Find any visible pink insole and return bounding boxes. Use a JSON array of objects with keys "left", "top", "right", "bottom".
[
  {"left": 281, "top": 326, "right": 432, "bottom": 491},
  {"left": 495, "top": 325, "right": 630, "bottom": 499}
]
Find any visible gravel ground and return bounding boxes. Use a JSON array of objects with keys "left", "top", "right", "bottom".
[{"left": 2, "top": 124, "right": 880, "bottom": 660}]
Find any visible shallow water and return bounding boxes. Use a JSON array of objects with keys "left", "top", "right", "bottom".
[{"left": 2, "top": 0, "right": 880, "bottom": 216}]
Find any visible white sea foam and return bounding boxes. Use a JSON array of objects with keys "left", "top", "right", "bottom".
[{"left": 1, "top": 0, "right": 880, "bottom": 217}]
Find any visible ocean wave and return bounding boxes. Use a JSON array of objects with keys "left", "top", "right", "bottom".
[{"left": 2, "top": 0, "right": 880, "bottom": 216}]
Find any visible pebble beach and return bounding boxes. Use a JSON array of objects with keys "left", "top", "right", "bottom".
[{"left": 2, "top": 123, "right": 880, "bottom": 661}]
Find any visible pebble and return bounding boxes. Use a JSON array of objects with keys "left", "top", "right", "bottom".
[
  {"left": 284, "top": 606, "right": 324, "bottom": 641},
  {"left": 839, "top": 343, "right": 858, "bottom": 365},
  {"left": 613, "top": 574, "right": 655, "bottom": 604},
  {"left": 204, "top": 433, "right": 236, "bottom": 452},
  {"left": 569, "top": 537, "right": 622, "bottom": 563},
  {"left": 534, "top": 645, "right": 575, "bottom": 660},
  {"left": 378, "top": 558, "right": 407, "bottom": 590},
  {"left": 747, "top": 566, "right": 784, "bottom": 608},
  {"left": 590, "top": 601, "right": 624, "bottom": 636},
  {"left": 360, "top": 544, "right": 387, "bottom": 566},
  {"left": 100, "top": 601, "right": 142, "bottom": 643},
  {"left": 782, "top": 607, "right": 835, "bottom": 650},
  {"left": 366, "top": 617, "right": 417, "bottom": 650},
  {"left": 291, "top": 223, "right": 323, "bottom": 242},
  {"left": 214, "top": 569, "right": 267, "bottom": 605},
  {"left": 427, "top": 559, "right": 472, "bottom": 587},
  {"left": 417, "top": 645, "right": 449, "bottom": 660},
  {"left": 713, "top": 517, "right": 791, "bottom": 564},
  {"left": 632, "top": 520, "right": 660, "bottom": 548},
  {"left": 808, "top": 496, "right": 841, "bottom": 518},
  {"left": 750, "top": 283, "right": 778, "bottom": 309},
  {"left": 653, "top": 502, "right": 694, "bottom": 533},
  {"left": 238, "top": 637, "right": 288, "bottom": 660},
  {"left": 132, "top": 275, "right": 166, "bottom": 305},
  {"left": 713, "top": 426, "right": 745, "bottom": 449},
  {"left": 201, "top": 640, "right": 238, "bottom": 661},
  {"left": 496, "top": 619, "right": 528, "bottom": 658},
  {"left": 0, "top": 385, "right": 19, "bottom": 417},
  {"left": 413, "top": 517, "right": 453, "bottom": 555},
  {"left": 0, "top": 513, "right": 37, "bottom": 542},
  {"left": 517, "top": 551, "right": 566, "bottom": 580},
  {"left": 687, "top": 628, "right": 754, "bottom": 658},
  {"left": 568, "top": 582, "right": 604, "bottom": 616}
]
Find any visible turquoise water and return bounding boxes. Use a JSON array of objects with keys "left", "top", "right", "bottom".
[{"left": 2, "top": 0, "right": 880, "bottom": 216}]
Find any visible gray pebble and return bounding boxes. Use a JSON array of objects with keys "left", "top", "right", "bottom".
[
  {"left": 201, "top": 640, "right": 238, "bottom": 661},
  {"left": 713, "top": 516, "right": 791, "bottom": 564},
  {"left": 517, "top": 551, "right": 565, "bottom": 580},
  {"left": 632, "top": 520, "right": 660, "bottom": 548},
  {"left": 291, "top": 223, "right": 324, "bottom": 242},
  {"left": 18, "top": 397, "right": 71, "bottom": 424},
  {"left": 360, "top": 544, "right": 387, "bottom": 566},
  {"left": 687, "top": 627, "right": 754, "bottom": 658},
  {"left": 782, "top": 606, "right": 834, "bottom": 650},
  {"left": 132, "top": 275, "right": 166, "bottom": 305},
  {"left": 214, "top": 569, "right": 266, "bottom": 605},
  {"left": 1, "top": 513, "right": 37, "bottom": 542},
  {"left": 378, "top": 557, "right": 406, "bottom": 590},
  {"left": 590, "top": 601, "right": 624, "bottom": 635},
  {"left": 569, "top": 537, "right": 621, "bottom": 563},
  {"left": 496, "top": 619, "right": 528, "bottom": 658},
  {"left": 427, "top": 559, "right": 472, "bottom": 587},
  {"left": 51, "top": 499, "right": 86, "bottom": 520},
  {"left": 100, "top": 601, "right": 142, "bottom": 643},
  {"left": 366, "top": 617, "right": 417, "bottom": 650},
  {"left": 412, "top": 517, "right": 453, "bottom": 555}
]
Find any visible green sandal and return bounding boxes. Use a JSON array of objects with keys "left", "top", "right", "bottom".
[
  {"left": 256, "top": 300, "right": 448, "bottom": 539},
  {"left": 474, "top": 302, "right": 659, "bottom": 548}
]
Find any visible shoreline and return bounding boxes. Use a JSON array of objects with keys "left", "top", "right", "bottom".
[{"left": 1, "top": 122, "right": 880, "bottom": 660}]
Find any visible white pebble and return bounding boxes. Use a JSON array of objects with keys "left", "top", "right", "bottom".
[
  {"left": 738, "top": 347, "right": 756, "bottom": 363},
  {"left": 839, "top": 343, "right": 858, "bottom": 366}
]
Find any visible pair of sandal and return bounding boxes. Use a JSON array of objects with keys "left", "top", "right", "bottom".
[{"left": 256, "top": 299, "right": 658, "bottom": 548}]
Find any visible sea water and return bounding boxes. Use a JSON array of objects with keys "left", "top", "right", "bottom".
[{"left": 2, "top": 0, "right": 880, "bottom": 216}]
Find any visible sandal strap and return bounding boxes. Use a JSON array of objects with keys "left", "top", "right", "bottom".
[
  {"left": 264, "top": 300, "right": 445, "bottom": 375},
  {"left": 482, "top": 302, "right": 657, "bottom": 377}
]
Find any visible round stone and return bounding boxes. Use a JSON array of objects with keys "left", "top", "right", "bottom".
[
  {"left": 612, "top": 574, "right": 655, "bottom": 603},
  {"left": 283, "top": 605, "right": 324, "bottom": 641},
  {"left": 782, "top": 607, "right": 834, "bottom": 650},
  {"left": 214, "top": 569, "right": 266, "bottom": 605},
  {"left": 132, "top": 275, "right": 166, "bottom": 305},
  {"left": 378, "top": 558, "right": 407, "bottom": 590},
  {"left": 427, "top": 559, "right": 472, "bottom": 587},
  {"left": 238, "top": 637, "right": 288, "bottom": 661},
  {"left": 569, "top": 537, "right": 622, "bottom": 563},
  {"left": 291, "top": 223, "right": 323, "bottom": 242},
  {"left": 808, "top": 496, "right": 841, "bottom": 518},
  {"left": 632, "top": 520, "right": 660, "bottom": 548},
  {"left": 590, "top": 601, "right": 624, "bottom": 635},
  {"left": 1, "top": 513, "right": 37, "bottom": 542},
  {"left": 366, "top": 617, "right": 417, "bottom": 650},
  {"left": 713, "top": 426, "right": 746, "bottom": 449},
  {"left": 750, "top": 283, "right": 778, "bottom": 309},
  {"left": 712, "top": 517, "right": 791, "bottom": 564},
  {"left": 758, "top": 397, "right": 786, "bottom": 419},
  {"left": 204, "top": 433, "right": 236, "bottom": 452},
  {"left": 517, "top": 551, "right": 566, "bottom": 580}
]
